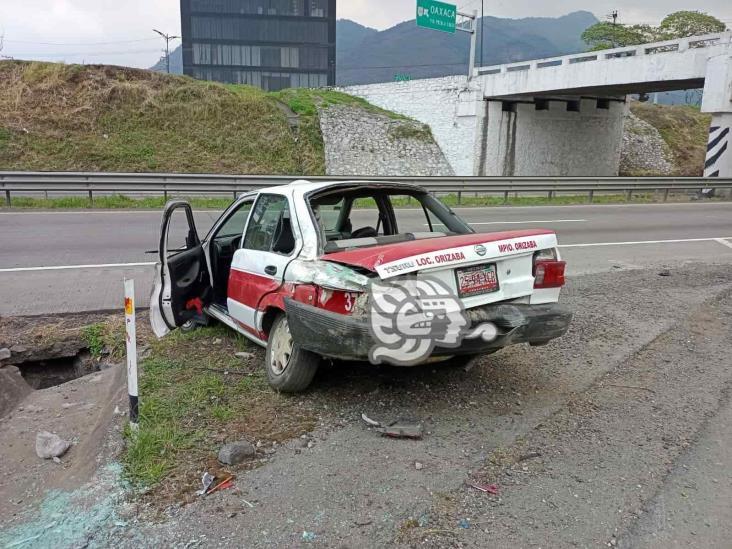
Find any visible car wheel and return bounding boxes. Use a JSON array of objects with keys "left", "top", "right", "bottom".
[{"left": 265, "top": 314, "right": 319, "bottom": 392}]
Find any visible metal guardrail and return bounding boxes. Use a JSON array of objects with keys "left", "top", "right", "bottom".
[{"left": 1, "top": 172, "right": 731, "bottom": 207}]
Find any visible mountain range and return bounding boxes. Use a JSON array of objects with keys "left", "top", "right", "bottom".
[{"left": 152, "top": 11, "right": 599, "bottom": 85}]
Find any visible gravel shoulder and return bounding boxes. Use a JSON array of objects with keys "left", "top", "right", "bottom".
[
  {"left": 112, "top": 265, "right": 732, "bottom": 548},
  {"left": 1, "top": 264, "right": 731, "bottom": 548}
]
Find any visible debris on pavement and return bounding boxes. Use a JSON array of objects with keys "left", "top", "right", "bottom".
[
  {"left": 414, "top": 461, "right": 424, "bottom": 470},
  {"left": 207, "top": 476, "right": 234, "bottom": 495},
  {"left": 360, "top": 413, "right": 381, "bottom": 427},
  {"left": 467, "top": 482, "right": 500, "bottom": 495},
  {"left": 195, "top": 472, "right": 215, "bottom": 497},
  {"left": 658, "top": 269, "right": 671, "bottom": 277},
  {"left": 242, "top": 498, "right": 255, "bottom": 508},
  {"left": 302, "top": 531, "right": 317, "bottom": 542},
  {"left": 518, "top": 451, "right": 542, "bottom": 462},
  {"left": 462, "top": 356, "right": 481, "bottom": 373},
  {"left": 35, "top": 431, "right": 71, "bottom": 459},
  {"left": 458, "top": 518, "right": 471, "bottom": 529},
  {"left": 376, "top": 421, "right": 424, "bottom": 440},
  {"left": 218, "top": 440, "right": 256, "bottom": 465}
]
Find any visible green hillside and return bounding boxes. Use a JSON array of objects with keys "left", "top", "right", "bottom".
[
  {"left": 629, "top": 102, "right": 711, "bottom": 176},
  {"left": 0, "top": 61, "right": 377, "bottom": 175}
]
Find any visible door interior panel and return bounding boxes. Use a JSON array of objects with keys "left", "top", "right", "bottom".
[{"left": 167, "top": 244, "right": 211, "bottom": 325}]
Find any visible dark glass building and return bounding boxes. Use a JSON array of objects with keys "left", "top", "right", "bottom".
[{"left": 180, "top": 0, "right": 336, "bottom": 91}]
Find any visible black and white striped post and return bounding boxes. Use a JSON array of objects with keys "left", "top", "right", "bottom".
[
  {"left": 124, "top": 279, "right": 139, "bottom": 429},
  {"left": 705, "top": 124, "right": 729, "bottom": 179},
  {"left": 703, "top": 120, "right": 730, "bottom": 198}
]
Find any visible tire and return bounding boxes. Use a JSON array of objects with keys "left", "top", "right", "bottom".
[{"left": 265, "top": 313, "right": 319, "bottom": 392}]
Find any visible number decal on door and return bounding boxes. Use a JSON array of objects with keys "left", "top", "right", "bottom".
[{"left": 344, "top": 292, "right": 354, "bottom": 313}]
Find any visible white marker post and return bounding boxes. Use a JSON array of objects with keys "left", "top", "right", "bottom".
[{"left": 124, "top": 279, "right": 139, "bottom": 429}]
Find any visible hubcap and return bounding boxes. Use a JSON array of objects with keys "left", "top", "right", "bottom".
[{"left": 270, "top": 318, "right": 293, "bottom": 376}]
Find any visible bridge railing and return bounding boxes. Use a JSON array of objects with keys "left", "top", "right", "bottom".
[
  {"left": 1, "top": 172, "right": 731, "bottom": 207},
  {"left": 476, "top": 31, "right": 732, "bottom": 76}
]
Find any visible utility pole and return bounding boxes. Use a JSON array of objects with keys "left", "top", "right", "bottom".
[
  {"left": 153, "top": 29, "right": 179, "bottom": 74},
  {"left": 606, "top": 10, "right": 619, "bottom": 48}
]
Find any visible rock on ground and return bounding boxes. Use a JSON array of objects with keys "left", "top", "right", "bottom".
[
  {"left": 0, "top": 366, "right": 32, "bottom": 417},
  {"left": 218, "top": 441, "right": 256, "bottom": 465},
  {"left": 35, "top": 431, "right": 71, "bottom": 459}
]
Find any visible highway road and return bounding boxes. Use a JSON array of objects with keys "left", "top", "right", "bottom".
[{"left": 1, "top": 202, "right": 732, "bottom": 315}]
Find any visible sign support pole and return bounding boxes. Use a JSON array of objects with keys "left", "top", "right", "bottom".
[
  {"left": 124, "top": 278, "right": 139, "bottom": 429},
  {"left": 457, "top": 9, "right": 478, "bottom": 80}
]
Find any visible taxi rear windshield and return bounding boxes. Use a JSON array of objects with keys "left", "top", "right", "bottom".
[{"left": 309, "top": 188, "right": 473, "bottom": 253}]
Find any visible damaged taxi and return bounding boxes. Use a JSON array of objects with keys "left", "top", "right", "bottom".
[{"left": 150, "top": 181, "right": 572, "bottom": 392}]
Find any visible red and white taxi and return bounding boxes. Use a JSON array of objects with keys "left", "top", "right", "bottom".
[{"left": 150, "top": 181, "right": 572, "bottom": 392}]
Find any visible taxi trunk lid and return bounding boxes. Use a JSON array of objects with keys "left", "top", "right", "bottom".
[{"left": 321, "top": 230, "right": 560, "bottom": 305}]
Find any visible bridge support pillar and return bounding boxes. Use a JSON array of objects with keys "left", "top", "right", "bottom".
[
  {"left": 478, "top": 97, "right": 626, "bottom": 176},
  {"left": 702, "top": 54, "right": 732, "bottom": 178}
]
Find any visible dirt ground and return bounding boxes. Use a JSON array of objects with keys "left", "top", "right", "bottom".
[{"left": 1, "top": 263, "right": 731, "bottom": 548}]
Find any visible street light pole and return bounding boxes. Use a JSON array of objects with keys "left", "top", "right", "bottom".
[{"left": 153, "top": 29, "right": 179, "bottom": 74}]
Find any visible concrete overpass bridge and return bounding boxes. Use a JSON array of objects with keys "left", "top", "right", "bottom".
[{"left": 341, "top": 32, "right": 732, "bottom": 178}]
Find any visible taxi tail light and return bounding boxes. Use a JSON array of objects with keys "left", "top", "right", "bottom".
[{"left": 533, "top": 260, "right": 566, "bottom": 289}]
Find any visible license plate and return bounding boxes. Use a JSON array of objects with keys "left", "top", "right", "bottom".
[{"left": 455, "top": 263, "right": 499, "bottom": 297}]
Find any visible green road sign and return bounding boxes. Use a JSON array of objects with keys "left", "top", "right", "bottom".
[{"left": 416, "top": 0, "right": 457, "bottom": 34}]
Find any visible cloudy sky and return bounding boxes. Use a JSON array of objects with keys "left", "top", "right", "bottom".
[{"left": 1, "top": 0, "right": 730, "bottom": 68}]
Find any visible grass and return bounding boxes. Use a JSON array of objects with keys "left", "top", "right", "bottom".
[
  {"left": 629, "top": 102, "right": 711, "bottom": 176},
  {"left": 1, "top": 194, "right": 234, "bottom": 209},
  {"left": 81, "top": 321, "right": 126, "bottom": 359},
  {"left": 4, "top": 191, "right": 712, "bottom": 211},
  {"left": 271, "top": 88, "right": 408, "bottom": 120},
  {"left": 0, "top": 62, "right": 435, "bottom": 177},
  {"left": 0, "top": 61, "right": 382, "bottom": 176},
  {"left": 121, "top": 322, "right": 317, "bottom": 501}
]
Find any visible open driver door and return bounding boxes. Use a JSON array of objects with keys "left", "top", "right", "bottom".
[{"left": 150, "top": 200, "right": 212, "bottom": 337}]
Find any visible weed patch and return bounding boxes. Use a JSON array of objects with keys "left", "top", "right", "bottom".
[{"left": 122, "top": 324, "right": 317, "bottom": 503}]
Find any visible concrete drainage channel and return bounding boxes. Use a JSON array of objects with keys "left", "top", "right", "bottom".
[
  {"left": 0, "top": 313, "right": 123, "bottom": 417},
  {"left": 0, "top": 346, "right": 111, "bottom": 417},
  {"left": 14, "top": 350, "right": 99, "bottom": 390}
]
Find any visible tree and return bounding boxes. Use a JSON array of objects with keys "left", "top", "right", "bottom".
[
  {"left": 582, "top": 10, "right": 727, "bottom": 51},
  {"left": 581, "top": 22, "right": 656, "bottom": 50},
  {"left": 658, "top": 11, "right": 726, "bottom": 39}
]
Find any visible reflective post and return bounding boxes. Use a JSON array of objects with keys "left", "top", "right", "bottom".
[{"left": 124, "top": 279, "right": 139, "bottom": 428}]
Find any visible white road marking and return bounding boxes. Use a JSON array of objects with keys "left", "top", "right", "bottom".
[
  {"left": 472, "top": 219, "right": 584, "bottom": 225},
  {"left": 428, "top": 219, "right": 586, "bottom": 227},
  {"left": 3, "top": 236, "right": 732, "bottom": 273},
  {"left": 559, "top": 237, "right": 732, "bottom": 248},
  {"left": 0, "top": 262, "right": 156, "bottom": 273}
]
